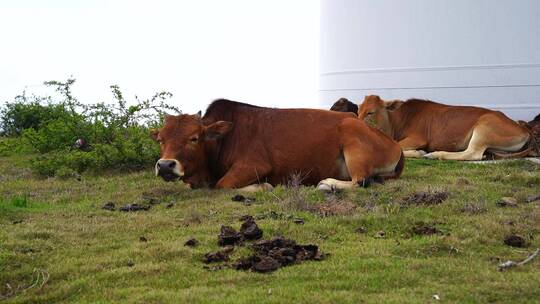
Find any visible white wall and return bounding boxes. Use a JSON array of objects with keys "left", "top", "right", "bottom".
[{"left": 320, "top": 0, "right": 540, "bottom": 120}]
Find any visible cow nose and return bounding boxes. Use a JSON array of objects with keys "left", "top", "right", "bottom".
[
  {"left": 155, "top": 159, "right": 183, "bottom": 181},
  {"left": 157, "top": 159, "right": 176, "bottom": 171}
]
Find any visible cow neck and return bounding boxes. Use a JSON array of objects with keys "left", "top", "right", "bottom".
[
  {"left": 201, "top": 99, "right": 264, "bottom": 181},
  {"left": 387, "top": 108, "right": 406, "bottom": 140}
]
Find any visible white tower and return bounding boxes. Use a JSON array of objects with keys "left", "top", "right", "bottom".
[{"left": 320, "top": 0, "right": 540, "bottom": 120}]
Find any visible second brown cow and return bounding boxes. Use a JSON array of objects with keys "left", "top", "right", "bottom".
[{"left": 358, "top": 95, "right": 534, "bottom": 160}]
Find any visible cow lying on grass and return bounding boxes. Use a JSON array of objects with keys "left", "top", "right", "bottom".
[
  {"left": 357, "top": 95, "right": 534, "bottom": 160},
  {"left": 151, "top": 99, "right": 404, "bottom": 191}
]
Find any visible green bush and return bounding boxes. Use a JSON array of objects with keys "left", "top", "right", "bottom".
[
  {"left": 0, "top": 78, "right": 180, "bottom": 176},
  {"left": 0, "top": 137, "right": 33, "bottom": 156},
  {"left": 0, "top": 95, "right": 73, "bottom": 137}
]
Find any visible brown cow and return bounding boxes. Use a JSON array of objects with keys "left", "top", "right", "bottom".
[
  {"left": 152, "top": 99, "right": 404, "bottom": 191},
  {"left": 358, "top": 95, "right": 533, "bottom": 160}
]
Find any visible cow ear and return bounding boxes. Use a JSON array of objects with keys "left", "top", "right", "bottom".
[
  {"left": 194, "top": 111, "right": 202, "bottom": 118},
  {"left": 384, "top": 100, "right": 403, "bottom": 111},
  {"left": 204, "top": 121, "right": 232, "bottom": 140},
  {"left": 150, "top": 129, "right": 159, "bottom": 141}
]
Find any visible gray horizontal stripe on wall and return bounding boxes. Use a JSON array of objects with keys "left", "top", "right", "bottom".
[
  {"left": 489, "top": 105, "right": 540, "bottom": 109},
  {"left": 319, "top": 84, "right": 540, "bottom": 91},
  {"left": 320, "top": 63, "right": 540, "bottom": 76}
]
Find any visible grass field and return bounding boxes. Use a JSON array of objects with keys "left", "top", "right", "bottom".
[{"left": 1, "top": 153, "right": 539, "bottom": 303}]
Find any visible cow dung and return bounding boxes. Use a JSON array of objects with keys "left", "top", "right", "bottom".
[
  {"left": 411, "top": 222, "right": 441, "bottom": 235},
  {"left": 503, "top": 234, "right": 526, "bottom": 248},
  {"left": 119, "top": 204, "right": 151, "bottom": 212},
  {"left": 204, "top": 218, "right": 327, "bottom": 273},
  {"left": 239, "top": 216, "right": 263, "bottom": 240},
  {"left": 102, "top": 202, "right": 116, "bottom": 211},
  {"left": 203, "top": 246, "right": 234, "bottom": 263},
  {"left": 218, "top": 225, "right": 243, "bottom": 246},
  {"left": 252, "top": 256, "right": 281, "bottom": 273},
  {"left": 233, "top": 236, "right": 326, "bottom": 273},
  {"left": 184, "top": 238, "right": 199, "bottom": 247},
  {"left": 231, "top": 194, "right": 256, "bottom": 205},
  {"left": 374, "top": 230, "right": 386, "bottom": 238},
  {"left": 355, "top": 226, "right": 367, "bottom": 234}
]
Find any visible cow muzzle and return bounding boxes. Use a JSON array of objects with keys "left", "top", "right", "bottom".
[{"left": 155, "top": 159, "right": 184, "bottom": 181}]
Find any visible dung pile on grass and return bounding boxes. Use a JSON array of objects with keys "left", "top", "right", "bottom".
[
  {"left": 202, "top": 216, "right": 326, "bottom": 273},
  {"left": 411, "top": 222, "right": 442, "bottom": 236},
  {"left": 101, "top": 202, "right": 152, "bottom": 212},
  {"left": 233, "top": 236, "right": 326, "bottom": 273}
]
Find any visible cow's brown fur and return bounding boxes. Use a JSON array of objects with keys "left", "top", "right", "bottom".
[
  {"left": 358, "top": 95, "right": 532, "bottom": 160},
  {"left": 153, "top": 99, "right": 403, "bottom": 190}
]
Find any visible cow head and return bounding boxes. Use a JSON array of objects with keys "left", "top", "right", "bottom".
[
  {"left": 151, "top": 113, "right": 232, "bottom": 188},
  {"left": 358, "top": 95, "right": 403, "bottom": 136},
  {"left": 329, "top": 97, "right": 358, "bottom": 114}
]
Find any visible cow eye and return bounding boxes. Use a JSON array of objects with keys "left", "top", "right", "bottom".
[
  {"left": 366, "top": 111, "right": 375, "bottom": 115},
  {"left": 190, "top": 136, "right": 198, "bottom": 143}
]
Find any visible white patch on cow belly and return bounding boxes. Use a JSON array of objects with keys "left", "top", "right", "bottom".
[{"left": 373, "top": 159, "right": 399, "bottom": 175}]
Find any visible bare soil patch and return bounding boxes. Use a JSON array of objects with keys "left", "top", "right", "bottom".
[
  {"left": 311, "top": 200, "right": 356, "bottom": 217},
  {"left": 400, "top": 191, "right": 449, "bottom": 207}
]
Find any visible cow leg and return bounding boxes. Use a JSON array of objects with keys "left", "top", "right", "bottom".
[
  {"left": 317, "top": 142, "right": 373, "bottom": 191},
  {"left": 236, "top": 183, "right": 273, "bottom": 192},
  {"left": 398, "top": 137, "right": 427, "bottom": 158},
  {"left": 403, "top": 150, "right": 427, "bottom": 158},
  {"left": 424, "top": 129, "right": 486, "bottom": 160},
  {"left": 424, "top": 114, "right": 530, "bottom": 161},
  {"left": 215, "top": 162, "right": 272, "bottom": 191}
]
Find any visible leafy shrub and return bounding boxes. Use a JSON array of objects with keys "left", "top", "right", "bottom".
[
  {"left": 0, "top": 137, "right": 33, "bottom": 156},
  {"left": 0, "top": 78, "right": 180, "bottom": 176},
  {"left": 0, "top": 94, "right": 73, "bottom": 137}
]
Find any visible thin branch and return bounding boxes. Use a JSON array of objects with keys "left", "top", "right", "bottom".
[{"left": 499, "top": 248, "right": 540, "bottom": 271}]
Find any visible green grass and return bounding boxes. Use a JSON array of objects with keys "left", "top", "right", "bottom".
[{"left": 0, "top": 154, "right": 539, "bottom": 303}]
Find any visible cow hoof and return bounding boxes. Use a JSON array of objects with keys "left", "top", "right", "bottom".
[
  {"left": 423, "top": 152, "right": 439, "bottom": 159},
  {"left": 260, "top": 183, "right": 274, "bottom": 191},
  {"left": 237, "top": 183, "right": 274, "bottom": 192},
  {"left": 317, "top": 179, "right": 335, "bottom": 192},
  {"left": 317, "top": 183, "right": 333, "bottom": 192}
]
